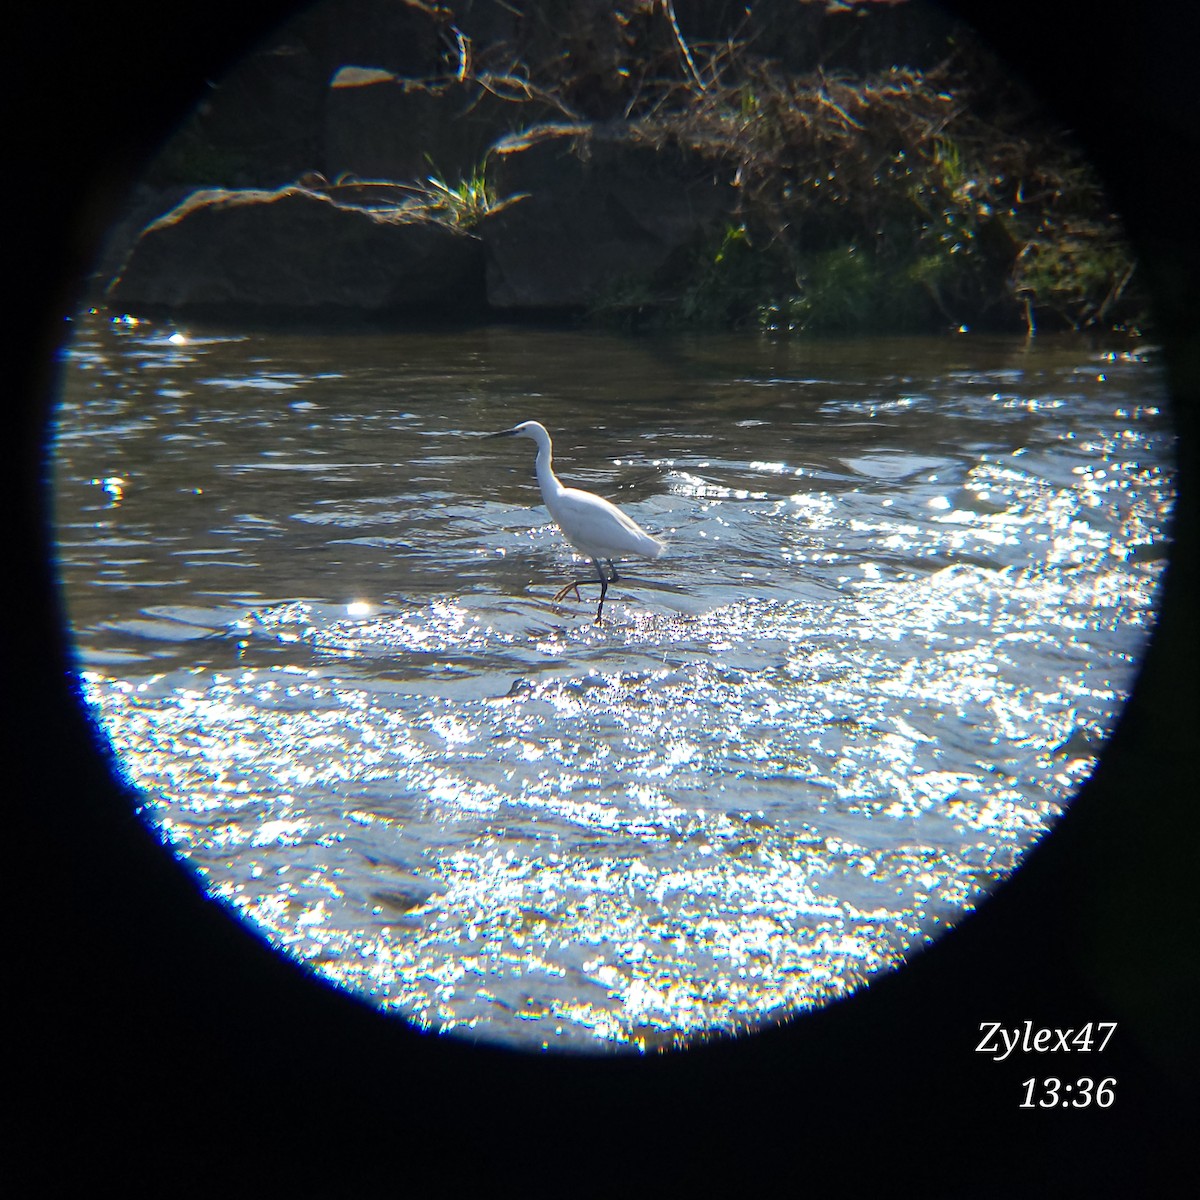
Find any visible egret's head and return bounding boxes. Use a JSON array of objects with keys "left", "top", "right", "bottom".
[{"left": 486, "top": 420, "right": 548, "bottom": 443}]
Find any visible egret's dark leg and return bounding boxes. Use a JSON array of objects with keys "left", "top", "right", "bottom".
[
  {"left": 552, "top": 558, "right": 603, "bottom": 606},
  {"left": 593, "top": 558, "right": 609, "bottom": 624},
  {"left": 553, "top": 578, "right": 583, "bottom": 603},
  {"left": 551, "top": 559, "right": 616, "bottom": 621}
]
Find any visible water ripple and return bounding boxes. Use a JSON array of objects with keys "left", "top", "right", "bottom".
[{"left": 56, "top": 318, "right": 1173, "bottom": 1051}]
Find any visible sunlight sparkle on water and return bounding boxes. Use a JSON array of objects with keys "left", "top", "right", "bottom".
[{"left": 56, "top": 314, "right": 1173, "bottom": 1051}]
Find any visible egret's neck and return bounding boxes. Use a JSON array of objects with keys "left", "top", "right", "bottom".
[{"left": 532, "top": 437, "right": 564, "bottom": 504}]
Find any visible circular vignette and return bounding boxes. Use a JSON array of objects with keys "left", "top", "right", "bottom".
[{"left": 14, "top": 0, "right": 1197, "bottom": 1188}]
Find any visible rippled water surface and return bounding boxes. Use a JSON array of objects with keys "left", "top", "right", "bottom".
[{"left": 53, "top": 312, "right": 1173, "bottom": 1050}]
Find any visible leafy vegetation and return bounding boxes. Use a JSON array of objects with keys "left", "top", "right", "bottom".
[
  {"left": 449, "top": 1, "right": 1143, "bottom": 334},
  {"left": 627, "top": 62, "right": 1135, "bottom": 333},
  {"left": 412, "top": 162, "right": 497, "bottom": 228},
  {"left": 144, "top": 0, "right": 1144, "bottom": 335}
]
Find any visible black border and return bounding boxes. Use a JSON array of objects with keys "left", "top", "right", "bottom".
[{"left": 13, "top": 1, "right": 1196, "bottom": 1189}]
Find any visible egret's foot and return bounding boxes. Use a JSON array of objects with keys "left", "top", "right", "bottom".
[{"left": 553, "top": 580, "right": 583, "bottom": 603}]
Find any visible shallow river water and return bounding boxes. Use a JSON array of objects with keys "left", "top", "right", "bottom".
[{"left": 52, "top": 311, "right": 1173, "bottom": 1051}]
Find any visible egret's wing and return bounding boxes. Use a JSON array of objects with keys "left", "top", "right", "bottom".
[{"left": 553, "top": 487, "right": 664, "bottom": 559}]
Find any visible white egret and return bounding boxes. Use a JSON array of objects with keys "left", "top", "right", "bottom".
[{"left": 487, "top": 420, "right": 664, "bottom": 623}]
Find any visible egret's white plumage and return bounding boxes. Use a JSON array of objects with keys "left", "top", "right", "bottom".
[{"left": 487, "top": 420, "right": 664, "bottom": 623}]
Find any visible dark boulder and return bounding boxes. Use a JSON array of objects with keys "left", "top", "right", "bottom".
[
  {"left": 477, "top": 123, "right": 737, "bottom": 311},
  {"left": 106, "top": 186, "right": 484, "bottom": 319},
  {"left": 323, "top": 67, "right": 554, "bottom": 185},
  {"left": 150, "top": 0, "right": 441, "bottom": 187}
]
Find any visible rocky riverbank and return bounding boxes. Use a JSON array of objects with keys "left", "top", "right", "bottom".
[{"left": 101, "top": 0, "right": 1145, "bottom": 335}]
